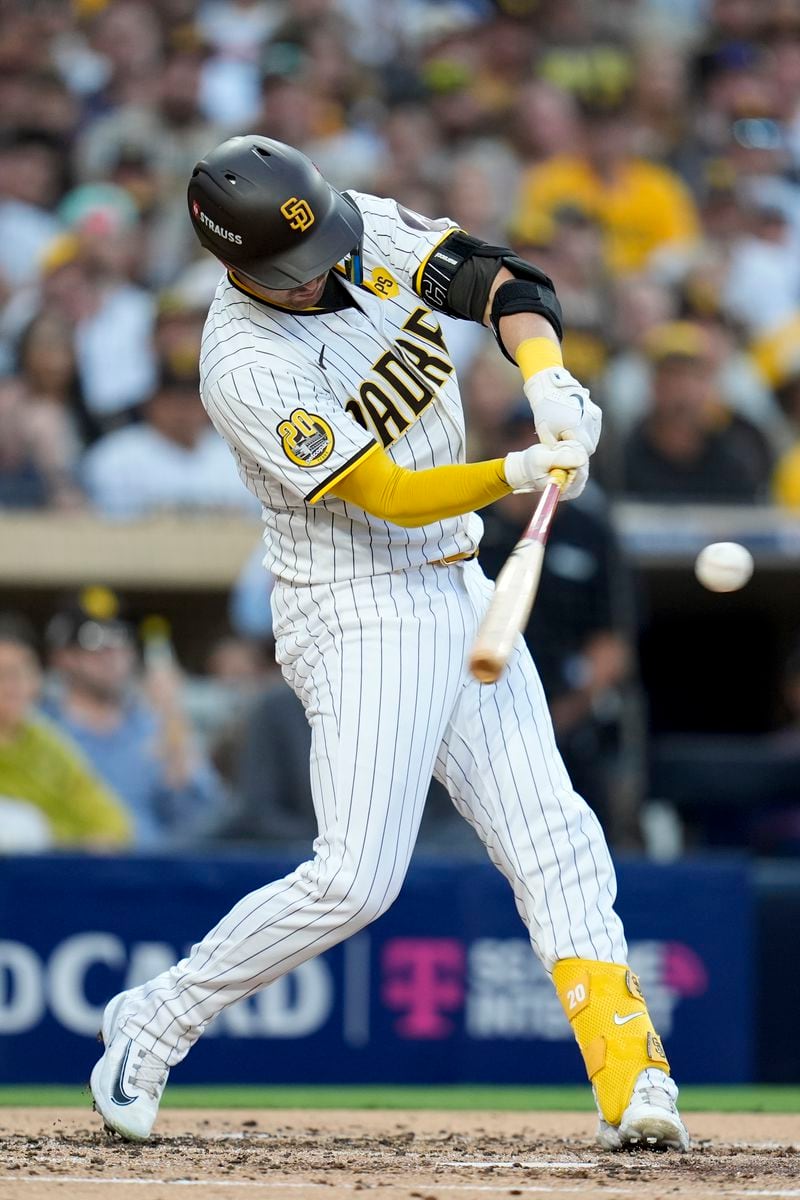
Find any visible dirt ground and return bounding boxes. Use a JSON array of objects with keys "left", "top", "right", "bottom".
[{"left": 1, "top": 1108, "right": 799, "bottom": 1200}]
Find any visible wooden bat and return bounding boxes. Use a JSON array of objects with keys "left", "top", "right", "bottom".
[{"left": 469, "top": 468, "right": 569, "bottom": 684}]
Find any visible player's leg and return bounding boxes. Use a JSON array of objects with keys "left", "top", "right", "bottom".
[
  {"left": 92, "top": 567, "right": 469, "bottom": 1138},
  {"left": 434, "top": 562, "right": 688, "bottom": 1150}
]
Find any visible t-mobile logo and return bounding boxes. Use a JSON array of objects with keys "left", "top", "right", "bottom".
[{"left": 382, "top": 938, "right": 465, "bottom": 1038}]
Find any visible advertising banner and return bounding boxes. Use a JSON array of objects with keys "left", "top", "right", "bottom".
[{"left": 0, "top": 854, "right": 753, "bottom": 1084}]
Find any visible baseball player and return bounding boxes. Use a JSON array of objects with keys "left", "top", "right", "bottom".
[{"left": 91, "top": 135, "right": 688, "bottom": 1152}]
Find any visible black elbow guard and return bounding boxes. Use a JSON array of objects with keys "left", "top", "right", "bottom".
[
  {"left": 490, "top": 269, "right": 563, "bottom": 362},
  {"left": 416, "top": 230, "right": 505, "bottom": 319},
  {"left": 415, "top": 231, "right": 562, "bottom": 360}
]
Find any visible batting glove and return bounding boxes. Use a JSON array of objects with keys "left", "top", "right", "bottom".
[
  {"left": 524, "top": 367, "right": 602, "bottom": 456},
  {"left": 504, "top": 439, "right": 589, "bottom": 499}
]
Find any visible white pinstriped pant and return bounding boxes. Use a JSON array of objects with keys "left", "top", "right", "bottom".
[{"left": 124, "top": 560, "right": 627, "bottom": 1065}]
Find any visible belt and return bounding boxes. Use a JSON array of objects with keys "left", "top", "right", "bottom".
[
  {"left": 278, "top": 549, "right": 478, "bottom": 587},
  {"left": 428, "top": 550, "right": 478, "bottom": 567}
]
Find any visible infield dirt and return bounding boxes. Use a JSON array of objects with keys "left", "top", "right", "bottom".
[{"left": 1, "top": 1108, "right": 799, "bottom": 1200}]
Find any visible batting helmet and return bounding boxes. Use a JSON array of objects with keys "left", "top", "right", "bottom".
[{"left": 188, "top": 135, "right": 364, "bottom": 289}]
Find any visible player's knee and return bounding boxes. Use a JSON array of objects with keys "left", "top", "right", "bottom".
[
  {"left": 340, "top": 876, "right": 397, "bottom": 927},
  {"left": 296, "top": 852, "right": 406, "bottom": 928},
  {"left": 321, "top": 867, "right": 403, "bottom": 928}
]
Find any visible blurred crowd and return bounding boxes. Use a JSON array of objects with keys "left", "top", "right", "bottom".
[
  {"left": 2, "top": 0, "right": 800, "bottom": 510},
  {"left": 0, "top": 586, "right": 501, "bottom": 854},
  {"left": 2, "top": 0, "right": 800, "bottom": 855}
]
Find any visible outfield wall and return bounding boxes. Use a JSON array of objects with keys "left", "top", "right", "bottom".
[{"left": 0, "top": 854, "right": 755, "bottom": 1085}]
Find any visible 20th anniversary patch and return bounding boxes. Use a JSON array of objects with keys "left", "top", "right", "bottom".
[{"left": 278, "top": 408, "right": 335, "bottom": 467}]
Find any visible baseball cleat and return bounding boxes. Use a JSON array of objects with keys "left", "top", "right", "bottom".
[
  {"left": 596, "top": 1068, "right": 690, "bottom": 1152},
  {"left": 90, "top": 990, "right": 169, "bottom": 1141}
]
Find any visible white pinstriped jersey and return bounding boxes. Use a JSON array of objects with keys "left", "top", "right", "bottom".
[{"left": 200, "top": 192, "right": 484, "bottom": 585}]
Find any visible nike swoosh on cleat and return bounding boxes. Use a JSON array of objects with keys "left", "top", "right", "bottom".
[
  {"left": 613, "top": 1012, "right": 644, "bottom": 1026},
  {"left": 111, "top": 1040, "right": 137, "bottom": 1106}
]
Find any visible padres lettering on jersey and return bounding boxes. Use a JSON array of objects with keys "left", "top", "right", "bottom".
[
  {"left": 200, "top": 192, "right": 482, "bottom": 585},
  {"left": 344, "top": 308, "right": 454, "bottom": 447}
]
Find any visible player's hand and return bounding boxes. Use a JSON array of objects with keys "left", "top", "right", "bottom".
[
  {"left": 524, "top": 367, "right": 602, "bottom": 456},
  {"left": 504, "top": 439, "right": 588, "bottom": 499}
]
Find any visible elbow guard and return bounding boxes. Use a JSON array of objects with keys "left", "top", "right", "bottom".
[
  {"left": 415, "top": 231, "right": 562, "bottom": 360},
  {"left": 489, "top": 270, "right": 563, "bottom": 362}
]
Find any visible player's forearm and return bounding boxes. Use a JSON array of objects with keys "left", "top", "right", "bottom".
[
  {"left": 487, "top": 265, "right": 602, "bottom": 455},
  {"left": 486, "top": 268, "right": 563, "bottom": 381},
  {"left": 331, "top": 445, "right": 512, "bottom": 527},
  {"left": 483, "top": 265, "right": 567, "bottom": 402},
  {"left": 484, "top": 267, "right": 562, "bottom": 364}
]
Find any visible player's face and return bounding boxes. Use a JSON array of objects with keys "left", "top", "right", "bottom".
[{"left": 256, "top": 272, "right": 329, "bottom": 309}]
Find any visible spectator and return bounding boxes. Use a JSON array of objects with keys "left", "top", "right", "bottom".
[
  {"left": 722, "top": 200, "right": 800, "bottom": 336},
  {"left": 531, "top": 205, "right": 611, "bottom": 389},
  {"left": 602, "top": 287, "right": 786, "bottom": 464},
  {"left": 512, "top": 80, "right": 581, "bottom": 166},
  {"left": 443, "top": 144, "right": 522, "bottom": 243},
  {"left": 59, "top": 183, "right": 158, "bottom": 421},
  {"left": 42, "top": 588, "right": 227, "bottom": 848},
  {"left": 152, "top": 289, "right": 207, "bottom": 382},
  {"left": 185, "top": 630, "right": 273, "bottom": 758},
  {"left": 2, "top": 211, "right": 157, "bottom": 428},
  {"left": 621, "top": 321, "right": 770, "bottom": 502},
  {"left": 513, "top": 93, "right": 701, "bottom": 275},
  {"left": 58, "top": 0, "right": 164, "bottom": 112},
  {"left": 0, "top": 131, "right": 63, "bottom": 295},
  {"left": 10, "top": 311, "right": 90, "bottom": 505},
  {"left": 599, "top": 273, "right": 678, "bottom": 445},
  {"left": 82, "top": 368, "right": 260, "bottom": 518},
  {"left": 371, "top": 103, "right": 445, "bottom": 205},
  {"left": 0, "top": 614, "right": 131, "bottom": 849},
  {"left": 197, "top": 0, "right": 279, "bottom": 126},
  {"left": 215, "top": 679, "right": 315, "bottom": 847},
  {"left": 753, "top": 313, "right": 800, "bottom": 506},
  {"left": 75, "top": 42, "right": 224, "bottom": 283},
  {"left": 0, "top": 371, "right": 82, "bottom": 510},
  {"left": 76, "top": 42, "right": 220, "bottom": 191}
]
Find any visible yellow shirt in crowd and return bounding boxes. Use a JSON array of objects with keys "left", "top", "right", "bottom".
[
  {"left": 515, "top": 155, "right": 701, "bottom": 274},
  {"left": 0, "top": 716, "right": 132, "bottom": 846},
  {"left": 774, "top": 446, "right": 800, "bottom": 508}
]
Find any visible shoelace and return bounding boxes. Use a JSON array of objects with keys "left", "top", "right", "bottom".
[{"left": 127, "top": 1050, "right": 168, "bottom": 1101}]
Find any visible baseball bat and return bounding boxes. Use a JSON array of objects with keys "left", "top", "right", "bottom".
[{"left": 468, "top": 467, "right": 569, "bottom": 684}]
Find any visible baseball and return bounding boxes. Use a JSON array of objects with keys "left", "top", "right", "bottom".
[{"left": 694, "top": 541, "right": 754, "bottom": 592}]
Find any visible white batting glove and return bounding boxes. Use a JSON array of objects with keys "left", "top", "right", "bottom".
[
  {"left": 524, "top": 367, "right": 602, "bottom": 456},
  {"left": 504, "top": 439, "right": 589, "bottom": 500}
]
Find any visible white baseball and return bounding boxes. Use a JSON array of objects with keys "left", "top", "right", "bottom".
[{"left": 694, "top": 542, "right": 754, "bottom": 592}]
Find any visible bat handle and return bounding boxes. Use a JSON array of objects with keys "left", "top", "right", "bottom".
[{"left": 548, "top": 466, "right": 570, "bottom": 490}]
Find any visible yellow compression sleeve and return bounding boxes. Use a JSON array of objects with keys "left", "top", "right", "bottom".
[
  {"left": 515, "top": 336, "right": 563, "bottom": 380},
  {"left": 330, "top": 443, "right": 512, "bottom": 527}
]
